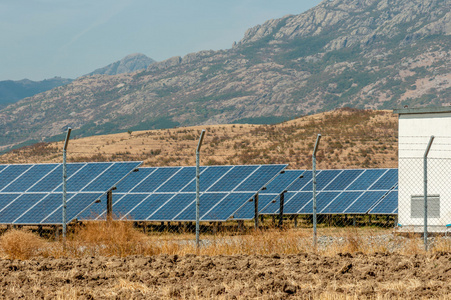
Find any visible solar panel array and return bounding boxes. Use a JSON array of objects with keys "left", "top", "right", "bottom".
[
  {"left": 80, "top": 164, "right": 287, "bottom": 222},
  {"left": 261, "top": 169, "right": 398, "bottom": 215},
  {"left": 0, "top": 162, "right": 142, "bottom": 225},
  {"left": 232, "top": 170, "right": 305, "bottom": 220}
]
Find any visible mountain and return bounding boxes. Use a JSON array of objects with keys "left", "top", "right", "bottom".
[
  {"left": 0, "top": 77, "right": 72, "bottom": 109},
  {"left": 87, "top": 53, "right": 155, "bottom": 76},
  {"left": 0, "top": 0, "right": 449, "bottom": 150}
]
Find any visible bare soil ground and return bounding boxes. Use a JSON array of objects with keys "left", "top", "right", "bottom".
[{"left": 1, "top": 252, "right": 450, "bottom": 299}]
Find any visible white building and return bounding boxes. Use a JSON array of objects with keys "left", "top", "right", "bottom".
[{"left": 394, "top": 107, "right": 451, "bottom": 232}]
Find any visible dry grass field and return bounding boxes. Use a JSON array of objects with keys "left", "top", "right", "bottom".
[
  {"left": 0, "top": 223, "right": 450, "bottom": 299},
  {"left": 0, "top": 108, "right": 398, "bottom": 169}
]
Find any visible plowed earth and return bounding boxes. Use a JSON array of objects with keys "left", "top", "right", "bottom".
[{"left": 0, "top": 253, "right": 450, "bottom": 299}]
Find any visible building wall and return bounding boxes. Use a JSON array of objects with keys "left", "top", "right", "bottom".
[{"left": 398, "top": 112, "right": 451, "bottom": 229}]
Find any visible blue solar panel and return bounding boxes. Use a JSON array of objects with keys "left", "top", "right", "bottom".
[
  {"left": 344, "top": 191, "right": 387, "bottom": 214},
  {"left": 232, "top": 170, "right": 304, "bottom": 219},
  {"left": 281, "top": 192, "right": 313, "bottom": 214},
  {"left": 0, "top": 165, "right": 33, "bottom": 191},
  {"left": 301, "top": 170, "right": 342, "bottom": 191},
  {"left": 202, "top": 193, "right": 255, "bottom": 221},
  {"left": 324, "top": 169, "right": 364, "bottom": 191},
  {"left": 288, "top": 171, "right": 313, "bottom": 191},
  {"left": 346, "top": 169, "right": 386, "bottom": 191},
  {"left": 0, "top": 162, "right": 142, "bottom": 224},
  {"left": 370, "top": 169, "right": 398, "bottom": 190},
  {"left": 156, "top": 167, "right": 197, "bottom": 193},
  {"left": 15, "top": 194, "right": 65, "bottom": 224},
  {"left": 233, "top": 194, "right": 277, "bottom": 219},
  {"left": 208, "top": 166, "right": 258, "bottom": 192},
  {"left": 175, "top": 193, "right": 229, "bottom": 221},
  {"left": 28, "top": 164, "right": 85, "bottom": 192},
  {"left": 41, "top": 193, "right": 104, "bottom": 224},
  {"left": 320, "top": 191, "right": 364, "bottom": 214},
  {"left": 0, "top": 194, "right": 21, "bottom": 214},
  {"left": 115, "top": 168, "right": 157, "bottom": 193},
  {"left": 104, "top": 164, "right": 287, "bottom": 222},
  {"left": 262, "top": 170, "right": 304, "bottom": 194},
  {"left": 261, "top": 168, "right": 398, "bottom": 216},
  {"left": 298, "top": 192, "right": 341, "bottom": 214},
  {"left": 147, "top": 193, "right": 196, "bottom": 221},
  {"left": 83, "top": 163, "right": 141, "bottom": 192},
  {"left": 234, "top": 165, "right": 286, "bottom": 192},
  {"left": 62, "top": 163, "right": 112, "bottom": 192},
  {"left": 181, "top": 166, "right": 231, "bottom": 192},
  {"left": 131, "top": 167, "right": 181, "bottom": 193},
  {"left": 0, "top": 194, "right": 47, "bottom": 223},
  {"left": 2, "top": 164, "right": 57, "bottom": 193},
  {"left": 369, "top": 190, "right": 398, "bottom": 214},
  {"left": 123, "top": 194, "right": 174, "bottom": 220}
]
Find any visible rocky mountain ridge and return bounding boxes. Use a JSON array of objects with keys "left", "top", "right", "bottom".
[
  {"left": 87, "top": 53, "right": 155, "bottom": 76},
  {"left": 0, "top": 0, "right": 449, "bottom": 151}
]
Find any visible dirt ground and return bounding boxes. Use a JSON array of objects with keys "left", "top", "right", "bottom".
[{"left": 0, "top": 252, "right": 450, "bottom": 299}]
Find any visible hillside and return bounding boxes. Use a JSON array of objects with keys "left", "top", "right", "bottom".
[
  {"left": 87, "top": 53, "right": 155, "bottom": 76},
  {"left": 0, "top": 0, "right": 447, "bottom": 150},
  {"left": 0, "top": 108, "right": 398, "bottom": 170},
  {"left": 0, "top": 77, "right": 72, "bottom": 109}
]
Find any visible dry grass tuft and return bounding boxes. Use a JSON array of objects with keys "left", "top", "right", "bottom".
[
  {"left": 342, "top": 228, "right": 363, "bottom": 253},
  {"left": 68, "top": 221, "right": 158, "bottom": 257},
  {"left": 0, "top": 229, "right": 46, "bottom": 260}
]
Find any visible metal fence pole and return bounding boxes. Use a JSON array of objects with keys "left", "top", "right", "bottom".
[
  {"left": 196, "top": 130, "right": 206, "bottom": 249},
  {"left": 62, "top": 127, "right": 71, "bottom": 244},
  {"left": 312, "top": 134, "right": 321, "bottom": 250},
  {"left": 424, "top": 135, "right": 434, "bottom": 251}
]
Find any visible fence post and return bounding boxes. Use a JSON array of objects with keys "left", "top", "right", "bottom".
[
  {"left": 62, "top": 127, "right": 71, "bottom": 247},
  {"left": 196, "top": 130, "right": 206, "bottom": 250},
  {"left": 312, "top": 134, "right": 321, "bottom": 250},
  {"left": 423, "top": 135, "right": 434, "bottom": 251},
  {"left": 254, "top": 193, "right": 259, "bottom": 230}
]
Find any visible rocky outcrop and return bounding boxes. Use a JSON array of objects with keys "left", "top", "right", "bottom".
[{"left": 88, "top": 53, "right": 155, "bottom": 76}]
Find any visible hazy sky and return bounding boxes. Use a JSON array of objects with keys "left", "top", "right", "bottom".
[{"left": 0, "top": 0, "right": 321, "bottom": 81}]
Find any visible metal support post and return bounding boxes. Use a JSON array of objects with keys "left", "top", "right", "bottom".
[
  {"left": 254, "top": 193, "right": 259, "bottom": 230},
  {"left": 424, "top": 135, "right": 434, "bottom": 251},
  {"left": 107, "top": 190, "right": 113, "bottom": 222},
  {"left": 196, "top": 130, "right": 206, "bottom": 249},
  {"left": 62, "top": 127, "right": 71, "bottom": 246},
  {"left": 312, "top": 134, "right": 321, "bottom": 250},
  {"left": 294, "top": 215, "right": 298, "bottom": 228},
  {"left": 279, "top": 192, "right": 285, "bottom": 228}
]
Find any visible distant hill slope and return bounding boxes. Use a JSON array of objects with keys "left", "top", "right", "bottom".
[
  {"left": 0, "top": 77, "right": 72, "bottom": 108},
  {"left": 87, "top": 53, "right": 155, "bottom": 76},
  {"left": 0, "top": 108, "right": 398, "bottom": 170},
  {"left": 0, "top": 0, "right": 449, "bottom": 150}
]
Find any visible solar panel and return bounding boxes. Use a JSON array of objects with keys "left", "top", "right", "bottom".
[
  {"left": 83, "top": 164, "right": 287, "bottom": 222},
  {"left": 368, "top": 189, "right": 398, "bottom": 214},
  {"left": 0, "top": 162, "right": 142, "bottom": 225},
  {"left": 232, "top": 170, "right": 305, "bottom": 220},
  {"left": 262, "top": 168, "right": 398, "bottom": 215}
]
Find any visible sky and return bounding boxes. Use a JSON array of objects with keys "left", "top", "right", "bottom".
[{"left": 0, "top": 0, "right": 321, "bottom": 81}]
